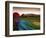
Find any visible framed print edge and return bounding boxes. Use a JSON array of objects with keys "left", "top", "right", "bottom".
[
  {"left": 5, "top": 1, "right": 9, "bottom": 37},
  {"left": 5, "top": 1, "right": 45, "bottom": 37}
]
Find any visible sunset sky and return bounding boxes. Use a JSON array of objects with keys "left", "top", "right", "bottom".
[{"left": 13, "top": 7, "right": 40, "bottom": 16}]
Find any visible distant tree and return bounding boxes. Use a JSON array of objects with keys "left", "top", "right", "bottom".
[
  {"left": 21, "top": 14, "right": 24, "bottom": 16},
  {"left": 13, "top": 12, "right": 20, "bottom": 17}
]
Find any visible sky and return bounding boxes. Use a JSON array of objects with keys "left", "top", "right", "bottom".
[{"left": 13, "top": 7, "right": 40, "bottom": 16}]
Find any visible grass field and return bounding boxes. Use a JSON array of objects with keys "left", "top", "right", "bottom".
[{"left": 20, "top": 15, "right": 40, "bottom": 30}]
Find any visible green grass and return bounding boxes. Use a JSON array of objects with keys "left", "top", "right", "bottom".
[{"left": 20, "top": 16, "right": 40, "bottom": 30}]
